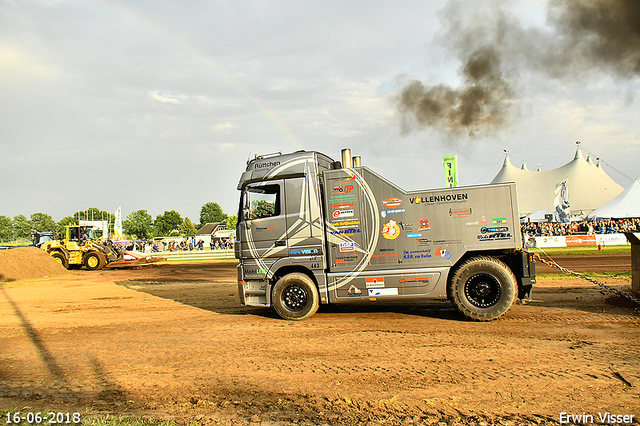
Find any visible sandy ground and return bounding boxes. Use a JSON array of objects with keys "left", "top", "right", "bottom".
[{"left": 0, "top": 256, "right": 638, "bottom": 425}]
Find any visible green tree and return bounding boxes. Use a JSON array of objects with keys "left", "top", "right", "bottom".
[
  {"left": 200, "top": 202, "right": 228, "bottom": 225},
  {"left": 179, "top": 217, "right": 198, "bottom": 236},
  {"left": 251, "top": 200, "right": 275, "bottom": 219},
  {"left": 30, "top": 213, "right": 56, "bottom": 232},
  {"left": 225, "top": 214, "right": 238, "bottom": 230},
  {"left": 0, "top": 215, "right": 13, "bottom": 242},
  {"left": 123, "top": 210, "right": 153, "bottom": 240},
  {"left": 153, "top": 210, "right": 183, "bottom": 237},
  {"left": 56, "top": 216, "right": 75, "bottom": 236},
  {"left": 12, "top": 215, "right": 31, "bottom": 240}
]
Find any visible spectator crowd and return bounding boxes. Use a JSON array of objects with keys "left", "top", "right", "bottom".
[
  {"left": 124, "top": 238, "right": 234, "bottom": 253},
  {"left": 521, "top": 218, "right": 640, "bottom": 237}
]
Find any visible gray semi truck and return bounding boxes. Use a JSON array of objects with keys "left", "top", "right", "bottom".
[{"left": 235, "top": 149, "right": 535, "bottom": 321}]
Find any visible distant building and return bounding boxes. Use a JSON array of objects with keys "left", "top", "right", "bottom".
[{"left": 196, "top": 222, "right": 235, "bottom": 246}]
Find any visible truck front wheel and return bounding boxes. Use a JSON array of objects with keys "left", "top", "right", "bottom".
[
  {"left": 450, "top": 256, "right": 517, "bottom": 321},
  {"left": 272, "top": 273, "right": 319, "bottom": 321}
]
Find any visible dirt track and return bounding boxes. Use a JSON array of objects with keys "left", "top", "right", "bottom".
[{"left": 0, "top": 257, "right": 638, "bottom": 425}]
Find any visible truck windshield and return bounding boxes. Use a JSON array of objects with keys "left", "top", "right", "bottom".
[{"left": 244, "top": 185, "right": 280, "bottom": 220}]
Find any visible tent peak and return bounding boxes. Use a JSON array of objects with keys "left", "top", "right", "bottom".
[
  {"left": 574, "top": 142, "right": 585, "bottom": 160},
  {"left": 502, "top": 150, "right": 512, "bottom": 167}
]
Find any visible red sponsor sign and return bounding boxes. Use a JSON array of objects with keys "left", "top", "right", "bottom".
[
  {"left": 332, "top": 202, "right": 354, "bottom": 209},
  {"left": 383, "top": 197, "right": 402, "bottom": 208},
  {"left": 565, "top": 235, "right": 596, "bottom": 247},
  {"left": 365, "top": 277, "right": 385, "bottom": 286}
]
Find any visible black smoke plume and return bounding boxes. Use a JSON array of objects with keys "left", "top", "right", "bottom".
[
  {"left": 549, "top": 0, "right": 640, "bottom": 77},
  {"left": 398, "top": 0, "right": 640, "bottom": 137},
  {"left": 399, "top": 46, "right": 513, "bottom": 136}
]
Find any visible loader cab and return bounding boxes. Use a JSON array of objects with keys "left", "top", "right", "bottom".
[
  {"left": 67, "top": 225, "right": 90, "bottom": 242},
  {"left": 32, "top": 231, "right": 55, "bottom": 248}
]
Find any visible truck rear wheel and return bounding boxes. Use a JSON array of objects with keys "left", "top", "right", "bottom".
[
  {"left": 83, "top": 251, "right": 107, "bottom": 270},
  {"left": 51, "top": 252, "right": 69, "bottom": 269},
  {"left": 272, "top": 273, "right": 319, "bottom": 321},
  {"left": 450, "top": 256, "right": 517, "bottom": 321}
]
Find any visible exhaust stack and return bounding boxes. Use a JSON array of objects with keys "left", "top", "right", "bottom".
[
  {"left": 352, "top": 156, "right": 361, "bottom": 167},
  {"left": 341, "top": 149, "right": 352, "bottom": 168}
]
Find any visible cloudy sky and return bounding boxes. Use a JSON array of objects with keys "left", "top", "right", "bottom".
[{"left": 1, "top": 0, "right": 638, "bottom": 223}]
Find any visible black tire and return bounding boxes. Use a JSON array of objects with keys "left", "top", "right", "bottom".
[
  {"left": 83, "top": 251, "right": 106, "bottom": 270},
  {"left": 450, "top": 256, "right": 517, "bottom": 321},
  {"left": 272, "top": 273, "right": 319, "bottom": 321},
  {"left": 51, "top": 252, "right": 69, "bottom": 269}
]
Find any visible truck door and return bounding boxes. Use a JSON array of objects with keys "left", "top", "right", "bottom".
[{"left": 238, "top": 180, "right": 288, "bottom": 260}]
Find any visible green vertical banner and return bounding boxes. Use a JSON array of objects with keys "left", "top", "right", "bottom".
[{"left": 442, "top": 155, "right": 458, "bottom": 188}]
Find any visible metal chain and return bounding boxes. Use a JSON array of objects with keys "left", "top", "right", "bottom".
[{"left": 533, "top": 248, "right": 640, "bottom": 305}]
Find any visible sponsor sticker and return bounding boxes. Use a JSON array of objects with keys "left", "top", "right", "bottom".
[
  {"left": 334, "top": 220, "right": 360, "bottom": 227},
  {"left": 381, "top": 208, "right": 405, "bottom": 218},
  {"left": 329, "top": 229, "right": 361, "bottom": 235},
  {"left": 336, "top": 253, "right": 360, "bottom": 263},
  {"left": 435, "top": 247, "right": 451, "bottom": 259},
  {"left": 410, "top": 193, "right": 469, "bottom": 205},
  {"left": 371, "top": 252, "right": 398, "bottom": 261},
  {"left": 333, "top": 209, "right": 354, "bottom": 219},
  {"left": 244, "top": 267, "right": 266, "bottom": 276},
  {"left": 329, "top": 194, "right": 357, "bottom": 201},
  {"left": 493, "top": 217, "right": 507, "bottom": 224},
  {"left": 403, "top": 249, "right": 432, "bottom": 259},
  {"left": 419, "top": 219, "right": 430, "bottom": 230},
  {"left": 382, "top": 220, "right": 401, "bottom": 240},
  {"left": 347, "top": 284, "right": 361, "bottom": 295},
  {"left": 254, "top": 161, "right": 280, "bottom": 169},
  {"left": 450, "top": 208, "right": 472, "bottom": 218},
  {"left": 368, "top": 288, "right": 398, "bottom": 296},
  {"left": 365, "top": 277, "right": 385, "bottom": 288},
  {"left": 399, "top": 277, "right": 430, "bottom": 284},
  {"left": 407, "top": 233, "right": 422, "bottom": 238},
  {"left": 331, "top": 183, "right": 355, "bottom": 194},
  {"left": 382, "top": 197, "right": 403, "bottom": 208},
  {"left": 481, "top": 226, "right": 509, "bottom": 234},
  {"left": 477, "top": 232, "right": 512, "bottom": 241},
  {"left": 290, "top": 248, "right": 320, "bottom": 255},
  {"left": 332, "top": 202, "right": 354, "bottom": 209},
  {"left": 339, "top": 242, "right": 355, "bottom": 252}
]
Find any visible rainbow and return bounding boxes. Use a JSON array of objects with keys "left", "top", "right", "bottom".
[{"left": 87, "top": 0, "right": 304, "bottom": 150}]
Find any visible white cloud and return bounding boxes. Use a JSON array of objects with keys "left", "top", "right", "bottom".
[
  {"left": 151, "top": 91, "right": 181, "bottom": 104},
  {"left": 0, "top": 44, "right": 60, "bottom": 83},
  {"left": 215, "top": 121, "right": 239, "bottom": 132}
]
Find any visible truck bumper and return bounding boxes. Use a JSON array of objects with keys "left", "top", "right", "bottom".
[{"left": 237, "top": 264, "right": 271, "bottom": 307}]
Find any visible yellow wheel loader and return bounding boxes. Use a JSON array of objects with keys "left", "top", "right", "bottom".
[{"left": 38, "top": 224, "right": 123, "bottom": 270}]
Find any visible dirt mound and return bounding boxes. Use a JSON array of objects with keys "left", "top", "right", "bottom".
[{"left": 0, "top": 247, "right": 68, "bottom": 282}]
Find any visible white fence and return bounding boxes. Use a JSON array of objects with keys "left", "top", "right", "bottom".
[
  {"left": 532, "top": 233, "right": 636, "bottom": 248},
  {"left": 154, "top": 249, "right": 235, "bottom": 261}
]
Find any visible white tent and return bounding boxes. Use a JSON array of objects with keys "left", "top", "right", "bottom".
[
  {"left": 586, "top": 179, "right": 640, "bottom": 219},
  {"left": 520, "top": 209, "right": 554, "bottom": 223},
  {"left": 491, "top": 145, "right": 623, "bottom": 216}
]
